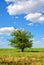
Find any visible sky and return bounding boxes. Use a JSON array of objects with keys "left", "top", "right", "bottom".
[{"left": 0, "top": 0, "right": 44, "bottom": 48}]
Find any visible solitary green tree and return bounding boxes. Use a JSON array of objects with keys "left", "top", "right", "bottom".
[{"left": 9, "top": 29, "right": 33, "bottom": 52}]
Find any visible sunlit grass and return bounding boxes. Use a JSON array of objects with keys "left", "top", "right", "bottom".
[{"left": 0, "top": 48, "right": 44, "bottom": 65}]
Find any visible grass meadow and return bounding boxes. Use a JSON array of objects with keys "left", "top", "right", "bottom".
[{"left": 0, "top": 48, "right": 44, "bottom": 65}]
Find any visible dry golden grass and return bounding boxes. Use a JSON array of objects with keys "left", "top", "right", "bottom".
[
  {"left": 0, "top": 55, "right": 44, "bottom": 65},
  {"left": 0, "top": 48, "right": 44, "bottom": 65}
]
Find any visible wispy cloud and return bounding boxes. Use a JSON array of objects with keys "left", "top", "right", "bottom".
[
  {"left": 34, "top": 37, "right": 44, "bottom": 44},
  {"left": 28, "top": 23, "right": 33, "bottom": 26},
  {"left": 33, "top": 37, "right": 44, "bottom": 47}
]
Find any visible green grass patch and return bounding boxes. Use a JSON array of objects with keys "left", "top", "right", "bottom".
[{"left": 0, "top": 48, "right": 44, "bottom": 56}]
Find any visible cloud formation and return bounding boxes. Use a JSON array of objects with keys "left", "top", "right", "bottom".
[
  {"left": 33, "top": 37, "right": 44, "bottom": 47},
  {"left": 0, "top": 27, "right": 24, "bottom": 35},
  {"left": 0, "top": 27, "right": 16, "bottom": 35},
  {"left": 25, "top": 13, "right": 44, "bottom": 23},
  {"left": 5, "top": 0, "right": 44, "bottom": 23}
]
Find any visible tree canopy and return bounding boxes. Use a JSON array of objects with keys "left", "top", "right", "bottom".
[{"left": 9, "top": 29, "right": 33, "bottom": 52}]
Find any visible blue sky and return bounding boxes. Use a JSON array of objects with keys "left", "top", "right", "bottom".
[{"left": 0, "top": 0, "right": 44, "bottom": 48}]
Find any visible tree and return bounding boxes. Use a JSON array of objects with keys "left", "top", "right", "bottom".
[{"left": 9, "top": 29, "right": 33, "bottom": 52}]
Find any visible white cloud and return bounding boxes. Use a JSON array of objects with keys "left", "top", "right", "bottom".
[
  {"left": 5, "top": 0, "right": 44, "bottom": 15},
  {"left": 25, "top": 13, "right": 44, "bottom": 23},
  {"left": 28, "top": 23, "right": 33, "bottom": 26},
  {"left": 39, "top": 17, "right": 44, "bottom": 22},
  {"left": 5, "top": 0, "right": 44, "bottom": 23},
  {"left": 0, "top": 27, "right": 24, "bottom": 35},
  {"left": 33, "top": 37, "right": 44, "bottom": 47},
  {"left": 7, "top": 4, "right": 25, "bottom": 15},
  {"left": 33, "top": 37, "right": 44, "bottom": 44},
  {"left": 5, "top": 0, "right": 15, "bottom": 2},
  {"left": 25, "top": 13, "right": 41, "bottom": 21},
  {"left": 0, "top": 27, "right": 16, "bottom": 35},
  {"left": 34, "top": 40, "right": 41, "bottom": 44},
  {"left": 42, "top": 38, "right": 44, "bottom": 40}
]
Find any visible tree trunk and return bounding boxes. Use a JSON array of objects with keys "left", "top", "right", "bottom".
[{"left": 21, "top": 48, "right": 24, "bottom": 52}]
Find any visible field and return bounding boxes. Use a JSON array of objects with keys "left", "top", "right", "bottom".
[{"left": 0, "top": 48, "right": 44, "bottom": 65}]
